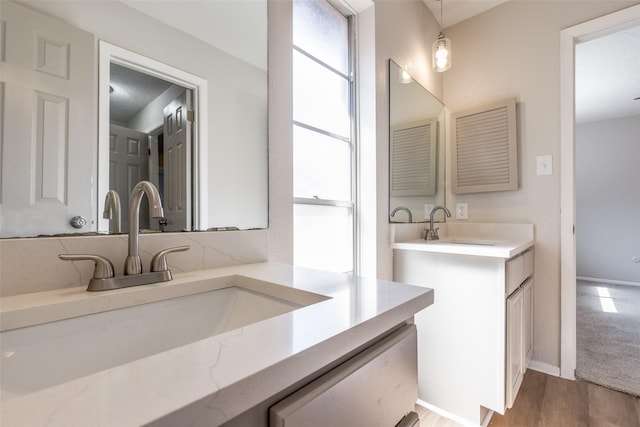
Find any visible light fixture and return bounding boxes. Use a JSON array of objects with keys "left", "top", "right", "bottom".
[
  {"left": 399, "top": 67, "right": 413, "bottom": 84},
  {"left": 432, "top": 0, "right": 452, "bottom": 72}
]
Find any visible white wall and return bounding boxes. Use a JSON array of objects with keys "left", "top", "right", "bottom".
[
  {"left": 21, "top": 0, "right": 268, "bottom": 230},
  {"left": 358, "top": 5, "right": 378, "bottom": 276},
  {"left": 127, "top": 85, "right": 185, "bottom": 133},
  {"left": 576, "top": 115, "right": 640, "bottom": 284},
  {"left": 443, "top": 0, "right": 637, "bottom": 369},
  {"left": 267, "top": 0, "right": 294, "bottom": 264}
]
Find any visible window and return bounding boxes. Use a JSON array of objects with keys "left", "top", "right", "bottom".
[{"left": 292, "top": 0, "right": 355, "bottom": 273}]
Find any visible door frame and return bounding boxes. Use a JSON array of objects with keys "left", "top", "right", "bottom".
[
  {"left": 98, "top": 41, "right": 208, "bottom": 233},
  {"left": 559, "top": 4, "right": 640, "bottom": 380}
]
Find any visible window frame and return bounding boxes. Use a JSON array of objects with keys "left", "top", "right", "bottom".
[{"left": 292, "top": 0, "right": 359, "bottom": 274}]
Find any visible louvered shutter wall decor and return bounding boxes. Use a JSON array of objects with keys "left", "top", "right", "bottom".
[
  {"left": 451, "top": 98, "right": 518, "bottom": 194},
  {"left": 390, "top": 119, "right": 437, "bottom": 197}
]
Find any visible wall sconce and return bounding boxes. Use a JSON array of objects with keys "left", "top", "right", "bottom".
[{"left": 432, "top": 0, "right": 452, "bottom": 72}]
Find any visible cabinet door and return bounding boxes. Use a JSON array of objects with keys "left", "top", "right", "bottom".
[
  {"left": 522, "top": 278, "right": 534, "bottom": 369},
  {"left": 506, "top": 287, "right": 524, "bottom": 409}
]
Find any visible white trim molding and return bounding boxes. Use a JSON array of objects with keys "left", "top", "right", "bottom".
[
  {"left": 577, "top": 277, "right": 640, "bottom": 288},
  {"left": 559, "top": 4, "right": 640, "bottom": 381},
  {"left": 528, "top": 360, "right": 561, "bottom": 378}
]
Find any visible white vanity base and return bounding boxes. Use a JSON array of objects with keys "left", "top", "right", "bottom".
[
  {"left": 392, "top": 222, "right": 534, "bottom": 426},
  {"left": 395, "top": 251, "right": 508, "bottom": 425}
]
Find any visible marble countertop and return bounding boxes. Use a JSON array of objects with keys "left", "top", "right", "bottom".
[
  {"left": 390, "top": 222, "right": 535, "bottom": 259},
  {"left": 391, "top": 238, "right": 533, "bottom": 258},
  {"left": 0, "top": 262, "right": 433, "bottom": 426}
]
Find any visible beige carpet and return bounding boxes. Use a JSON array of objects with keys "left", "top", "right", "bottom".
[{"left": 576, "top": 280, "right": 640, "bottom": 396}]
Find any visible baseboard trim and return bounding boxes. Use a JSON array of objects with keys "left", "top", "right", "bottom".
[
  {"left": 528, "top": 360, "right": 561, "bottom": 377},
  {"left": 416, "top": 399, "right": 492, "bottom": 427},
  {"left": 577, "top": 276, "right": 640, "bottom": 287}
]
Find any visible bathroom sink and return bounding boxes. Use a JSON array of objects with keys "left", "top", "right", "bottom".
[{"left": 0, "top": 276, "right": 327, "bottom": 401}]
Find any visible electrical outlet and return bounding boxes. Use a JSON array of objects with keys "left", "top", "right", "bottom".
[
  {"left": 456, "top": 203, "right": 468, "bottom": 220},
  {"left": 536, "top": 155, "right": 553, "bottom": 176},
  {"left": 424, "top": 204, "right": 435, "bottom": 220}
]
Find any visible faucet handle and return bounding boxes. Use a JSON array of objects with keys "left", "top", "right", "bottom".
[
  {"left": 58, "top": 254, "right": 115, "bottom": 279},
  {"left": 150, "top": 246, "right": 190, "bottom": 272},
  {"left": 425, "top": 228, "right": 440, "bottom": 241}
]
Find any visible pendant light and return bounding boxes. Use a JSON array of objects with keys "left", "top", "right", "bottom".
[{"left": 432, "top": 0, "right": 452, "bottom": 72}]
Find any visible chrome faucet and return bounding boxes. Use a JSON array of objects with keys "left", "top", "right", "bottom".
[
  {"left": 58, "top": 181, "right": 189, "bottom": 291},
  {"left": 391, "top": 206, "right": 413, "bottom": 223},
  {"left": 102, "top": 190, "right": 121, "bottom": 234},
  {"left": 425, "top": 206, "right": 451, "bottom": 240},
  {"left": 125, "top": 181, "right": 164, "bottom": 275}
]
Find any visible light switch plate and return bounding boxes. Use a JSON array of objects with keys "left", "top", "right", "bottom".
[
  {"left": 456, "top": 203, "right": 468, "bottom": 220},
  {"left": 536, "top": 155, "right": 553, "bottom": 176}
]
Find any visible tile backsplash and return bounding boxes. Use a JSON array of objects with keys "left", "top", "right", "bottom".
[{"left": 0, "top": 230, "right": 268, "bottom": 297}]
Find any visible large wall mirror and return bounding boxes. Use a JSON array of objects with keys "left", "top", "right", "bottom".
[
  {"left": 0, "top": 0, "right": 268, "bottom": 238},
  {"left": 388, "top": 59, "right": 445, "bottom": 223}
]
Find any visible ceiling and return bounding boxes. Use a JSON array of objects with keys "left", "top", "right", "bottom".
[
  {"left": 422, "top": 0, "right": 509, "bottom": 28},
  {"left": 112, "top": 0, "right": 639, "bottom": 126},
  {"left": 575, "top": 24, "right": 640, "bottom": 124},
  {"left": 109, "top": 64, "right": 175, "bottom": 124}
]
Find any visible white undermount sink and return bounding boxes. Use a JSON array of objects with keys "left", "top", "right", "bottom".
[
  {"left": 428, "top": 238, "right": 496, "bottom": 246},
  {"left": 0, "top": 275, "right": 328, "bottom": 401}
]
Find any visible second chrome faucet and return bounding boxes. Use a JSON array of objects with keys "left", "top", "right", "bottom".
[
  {"left": 425, "top": 206, "right": 451, "bottom": 241},
  {"left": 59, "top": 181, "right": 189, "bottom": 291}
]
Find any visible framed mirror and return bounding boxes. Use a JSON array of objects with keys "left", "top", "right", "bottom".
[
  {"left": 388, "top": 59, "right": 445, "bottom": 223},
  {"left": 0, "top": 0, "right": 268, "bottom": 238}
]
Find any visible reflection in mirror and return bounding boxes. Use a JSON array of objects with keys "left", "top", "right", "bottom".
[
  {"left": 389, "top": 60, "right": 445, "bottom": 223},
  {"left": 110, "top": 63, "right": 192, "bottom": 233},
  {"left": 0, "top": 0, "right": 268, "bottom": 238},
  {"left": 104, "top": 58, "right": 197, "bottom": 234}
]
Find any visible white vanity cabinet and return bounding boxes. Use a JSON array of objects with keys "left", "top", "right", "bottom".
[
  {"left": 269, "top": 324, "right": 419, "bottom": 427},
  {"left": 393, "top": 242, "right": 534, "bottom": 426},
  {"left": 506, "top": 249, "right": 534, "bottom": 408}
]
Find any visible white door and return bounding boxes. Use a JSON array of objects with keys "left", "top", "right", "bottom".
[
  {"left": 0, "top": 2, "right": 96, "bottom": 237},
  {"left": 163, "top": 90, "right": 192, "bottom": 231},
  {"left": 109, "top": 124, "right": 150, "bottom": 232}
]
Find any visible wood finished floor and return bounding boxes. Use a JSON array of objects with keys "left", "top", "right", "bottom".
[{"left": 416, "top": 370, "right": 640, "bottom": 427}]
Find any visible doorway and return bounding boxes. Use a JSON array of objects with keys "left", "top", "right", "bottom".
[
  {"left": 109, "top": 63, "right": 193, "bottom": 233},
  {"left": 98, "top": 41, "right": 209, "bottom": 234},
  {"left": 560, "top": 4, "right": 640, "bottom": 381}
]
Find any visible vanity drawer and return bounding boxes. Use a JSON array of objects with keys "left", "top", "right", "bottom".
[{"left": 506, "top": 250, "right": 534, "bottom": 295}]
